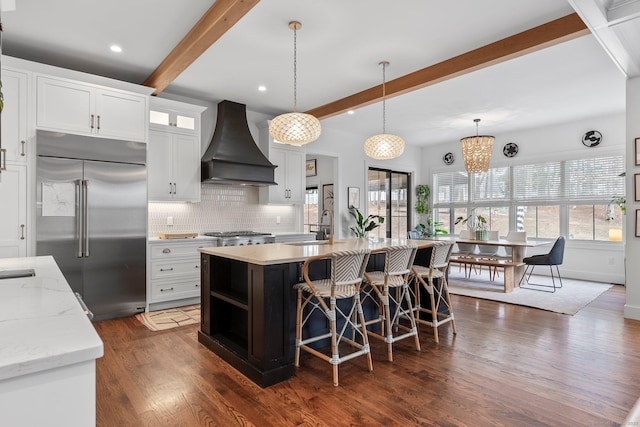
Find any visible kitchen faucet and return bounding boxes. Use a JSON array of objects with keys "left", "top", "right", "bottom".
[{"left": 321, "top": 209, "right": 334, "bottom": 245}]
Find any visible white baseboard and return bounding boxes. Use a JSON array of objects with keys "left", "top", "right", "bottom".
[{"left": 624, "top": 304, "right": 640, "bottom": 320}]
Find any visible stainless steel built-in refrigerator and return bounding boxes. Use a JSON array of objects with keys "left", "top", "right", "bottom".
[{"left": 36, "top": 131, "right": 147, "bottom": 321}]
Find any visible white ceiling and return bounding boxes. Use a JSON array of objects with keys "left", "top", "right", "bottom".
[{"left": 1, "top": 0, "right": 629, "bottom": 147}]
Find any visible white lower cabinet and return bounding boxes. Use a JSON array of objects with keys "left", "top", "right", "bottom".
[{"left": 147, "top": 239, "right": 218, "bottom": 311}]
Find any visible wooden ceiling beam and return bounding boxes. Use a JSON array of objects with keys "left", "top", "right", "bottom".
[
  {"left": 305, "top": 13, "right": 590, "bottom": 120},
  {"left": 144, "top": 0, "right": 260, "bottom": 95}
]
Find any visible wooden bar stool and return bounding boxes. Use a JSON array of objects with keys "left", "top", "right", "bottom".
[
  {"left": 411, "top": 241, "right": 457, "bottom": 343},
  {"left": 293, "top": 249, "right": 372, "bottom": 387},
  {"left": 362, "top": 245, "right": 420, "bottom": 362}
]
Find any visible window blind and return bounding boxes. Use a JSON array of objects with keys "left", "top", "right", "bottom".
[
  {"left": 472, "top": 167, "right": 510, "bottom": 202},
  {"left": 564, "top": 156, "right": 624, "bottom": 201},
  {"left": 434, "top": 171, "right": 468, "bottom": 204},
  {"left": 513, "top": 161, "right": 562, "bottom": 201}
]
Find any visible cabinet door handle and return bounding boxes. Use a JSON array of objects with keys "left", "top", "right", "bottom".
[
  {"left": 96, "top": 115, "right": 101, "bottom": 130},
  {"left": 160, "top": 267, "right": 174, "bottom": 272},
  {"left": 20, "top": 141, "right": 26, "bottom": 156},
  {"left": 173, "top": 182, "right": 177, "bottom": 195},
  {"left": 162, "top": 248, "right": 171, "bottom": 254},
  {"left": 160, "top": 287, "right": 174, "bottom": 292},
  {"left": 195, "top": 265, "right": 199, "bottom": 269},
  {"left": 90, "top": 114, "right": 95, "bottom": 129},
  {"left": 0, "top": 148, "right": 6, "bottom": 171},
  {"left": 195, "top": 283, "right": 200, "bottom": 288},
  {"left": 169, "top": 183, "right": 173, "bottom": 195},
  {"left": 20, "top": 224, "right": 25, "bottom": 240}
]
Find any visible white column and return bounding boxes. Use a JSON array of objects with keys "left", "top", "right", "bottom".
[{"left": 624, "top": 76, "right": 640, "bottom": 319}]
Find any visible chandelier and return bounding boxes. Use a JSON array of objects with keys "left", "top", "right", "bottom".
[
  {"left": 460, "top": 118, "right": 494, "bottom": 173},
  {"left": 364, "top": 61, "right": 404, "bottom": 160},
  {"left": 269, "top": 21, "right": 321, "bottom": 146}
]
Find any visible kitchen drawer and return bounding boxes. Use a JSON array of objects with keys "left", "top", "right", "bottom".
[
  {"left": 151, "top": 278, "right": 200, "bottom": 302},
  {"left": 150, "top": 239, "right": 217, "bottom": 259},
  {"left": 150, "top": 259, "right": 200, "bottom": 279}
]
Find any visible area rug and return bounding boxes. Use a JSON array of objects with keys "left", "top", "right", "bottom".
[
  {"left": 447, "top": 270, "right": 613, "bottom": 315},
  {"left": 136, "top": 304, "right": 200, "bottom": 331}
]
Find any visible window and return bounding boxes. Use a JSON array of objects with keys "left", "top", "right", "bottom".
[
  {"left": 303, "top": 187, "right": 318, "bottom": 234},
  {"left": 367, "top": 168, "right": 410, "bottom": 239},
  {"left": 518, "top": 205, "right": 560, "bottom": 239},
  {"left": 434, "top": 154, "right": 624, "bottom": 242}
]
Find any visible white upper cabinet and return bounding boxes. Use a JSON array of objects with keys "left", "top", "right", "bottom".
[
  {"left": 149, "top": 101, "right": 199, "bottom": 135},
  {"left": 258, "top": 121, "right": 305, "bottom": 205},
  {"left": 147, "top": 130, "right": 201, "bottom": 202},
  {"left": 147, "top": 98, "right": 206, "bottom": 203},
  {"left": 1, "top": 68, "right": 29, "bottom": 163},
  {"left": 36, "top": 75, "right": 147, "bottom": 142},
  {"left": 0, "top": 164, "right": 27, "bottom": 258}
]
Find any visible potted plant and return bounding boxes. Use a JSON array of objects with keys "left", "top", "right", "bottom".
[
  {"left": 455, "top": 209, "right": 488, "bottom": 240},
  {"left": 414, "top": 184, "right": 441, "bottom": 236},
  {"left": 349, "top": 207, "right": 384, "bottom": 238}
]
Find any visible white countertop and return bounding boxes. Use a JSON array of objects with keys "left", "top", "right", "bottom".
[
  {"left": 199, "top": 237, "right": 436, "bottom": 265},
  {"left": 0, "top": 256, "right": 104, "bottom": 381}
]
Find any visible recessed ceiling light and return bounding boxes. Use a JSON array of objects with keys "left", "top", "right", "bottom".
[
  {"left": 347, "top": 110, "right": 355, "bottom": 115},
  {"left": 258, "top": 85, "right": 267, "bottom": 92},
  {"left": 110, "top": 45, "right": 122, "bottom": 53}
]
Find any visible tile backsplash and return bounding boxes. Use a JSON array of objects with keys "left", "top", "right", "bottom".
[{"left": 148, "top": 185, "right": 299, "bottom": 236}]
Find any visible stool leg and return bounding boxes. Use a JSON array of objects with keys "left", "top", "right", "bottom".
[
  {"left": 329, "top": 296, "right": 339, "bottom": 387},
  {"left": 427, "top": 278, "right": 439, "bottom": 343},
  {"left": 382, "top": 286, "right": 393, "bottom": 362},
  {"left": 356, "top": 293, "right": 373, "bottom": 373},
  {"left": 294, "top": 289, "right": 302, "bottom": 367},
  {"left": 402, "top": 282, "right": 421, "bottom": 351},
  {"left": 442, "top": 277, "right": 457, "bottom": 335}
]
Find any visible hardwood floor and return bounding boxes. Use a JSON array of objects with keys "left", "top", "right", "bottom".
[{"left": 94, "top": 285, "right": 640, "bottom": 426}]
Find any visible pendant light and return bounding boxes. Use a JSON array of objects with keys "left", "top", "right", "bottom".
[
  {"left": 269, "top": 21, "right": 321, "bottom": 146},
  {"left": 364, "top": 61, "right": 405, "bottom": 160},
  {"left": 460, "top": 118, "right": 494, "bottom": 173}
]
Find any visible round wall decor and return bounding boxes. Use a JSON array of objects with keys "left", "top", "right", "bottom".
[
  {"left": 503, "top": 142, "right": 518, "bottom": 158},
  {"left": 582, "top": 130, "right": 602, "bottom": 147},
  {"left": 443, "top": 152, "right": 454, "bottom": 165}
]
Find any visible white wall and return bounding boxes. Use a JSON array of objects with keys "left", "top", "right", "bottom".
[
  {"left": 624, "top": 77, "right": 640, "bottom": 319},
  {"left": 421, "top": 113, "right": 626, "bottom": 284},
  {"left": 302, "top": 125, "right": 424, "bottom": 238}
]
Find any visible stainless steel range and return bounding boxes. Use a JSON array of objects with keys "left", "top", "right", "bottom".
[{"left": 203, "top": 231, "right": 276, "bottom": 246}]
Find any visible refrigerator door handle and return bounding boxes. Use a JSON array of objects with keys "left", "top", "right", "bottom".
[
  {"left": 82, "top": 180, "right": 90, "bottom": 257},
  {"left": 76, "top": 179, "right": 83, "bottom": 257}
]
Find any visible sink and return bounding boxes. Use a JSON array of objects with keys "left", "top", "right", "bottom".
[{"left": 285, "top": 240, "right": 331, "bottom": 246}]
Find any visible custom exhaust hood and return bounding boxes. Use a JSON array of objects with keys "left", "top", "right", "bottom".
[{"left": 201, "top": 100, "right": 276, "bottom": 186}]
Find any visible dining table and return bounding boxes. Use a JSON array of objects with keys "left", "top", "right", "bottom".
[{"left": 429, "top": 235, "right": 551, "bottom": 292}]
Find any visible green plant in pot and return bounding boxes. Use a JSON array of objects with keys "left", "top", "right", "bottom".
[
  {"left": 455, "top": 209, "right": 488, "bottom": 240},
  {"left": 349, "top": 207, "right": 384, "bottom": 238}
]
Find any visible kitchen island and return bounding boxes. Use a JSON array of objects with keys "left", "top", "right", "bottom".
[
  {"left": 0, "top": 256, "right": 104, "bottom": 427},
  {"left": 198, "top": 238, "right": 435, "bottom": 387}
]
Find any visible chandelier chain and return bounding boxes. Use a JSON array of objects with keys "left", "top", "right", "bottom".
[
  {"left": 382, "top": 62, "right": 386, "bottom": 134},
  {"left": 293, "top": 24, "right": 297, "bottom": 112}
]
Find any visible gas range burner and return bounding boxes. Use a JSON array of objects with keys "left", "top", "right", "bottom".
[{"left": 203, "top": 231, "right": 275, "bottom": 246}]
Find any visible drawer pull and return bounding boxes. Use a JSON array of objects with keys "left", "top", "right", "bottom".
[
  {"left": 160, "top": 267, "right": 174, "bottom": 272},
  {"left": 160, "top": 287, "right": 174, "bottom": 292},
  {"left": 162, "top": 248, "right": 171, "bottom": 254},
  {"left": 195, "top": 265, "right": 199, "bottom": 269},
  {"left": 195, "top": 284, "right": 200, "bottom": 288}
]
